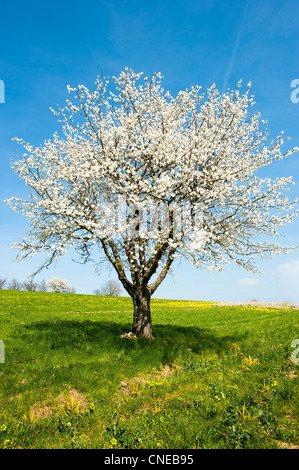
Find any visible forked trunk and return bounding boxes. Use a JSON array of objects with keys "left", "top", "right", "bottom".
[{"left": 132, "top": 288, "right": 152, "bottom": 338}]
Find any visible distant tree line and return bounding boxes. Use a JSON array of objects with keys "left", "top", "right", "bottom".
[
  {"left": 0, "top": 276, "right": 122, "bottom": 296},
  {"left": 0, "top": 276, "right": 75, "bottom": 293},
  {"left": 93, "top": 280, "right": 122, "bottom": 297}
]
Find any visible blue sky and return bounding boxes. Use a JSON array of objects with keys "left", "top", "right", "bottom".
[{"left": 0, "top": 0, "right": 298, "bottom": 302}]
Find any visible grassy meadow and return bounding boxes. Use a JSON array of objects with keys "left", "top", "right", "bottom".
[{"left": 0, "top": 290, "right": 298, "bottom": 449}]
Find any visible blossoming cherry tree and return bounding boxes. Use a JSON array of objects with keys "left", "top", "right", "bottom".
[{"left": 7, "top": 69, "right": 298, "bottom": 337}]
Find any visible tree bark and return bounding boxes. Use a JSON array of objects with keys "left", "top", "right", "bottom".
[{"left": 132, "top": 288, "right": 152, "bottom": 338}]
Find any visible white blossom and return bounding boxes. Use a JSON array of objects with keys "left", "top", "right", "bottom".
[{"left": 4, "top": 69, "right": 299, "bottom": 319}]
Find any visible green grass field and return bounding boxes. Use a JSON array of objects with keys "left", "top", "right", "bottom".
[{"left": 0, "top": 290, "right": 298, "bottom": 449}]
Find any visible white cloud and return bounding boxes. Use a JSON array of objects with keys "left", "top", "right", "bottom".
[
  {"left": 278, "top": 260, "right": 299, "bottom": 274},
  {"left": 238, "top": 277, "right": 259, "bottom": 286}
]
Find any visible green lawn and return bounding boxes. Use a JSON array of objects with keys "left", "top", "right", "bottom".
[{"left": 0, "top": 290, "right": 298, "bottom": 449}]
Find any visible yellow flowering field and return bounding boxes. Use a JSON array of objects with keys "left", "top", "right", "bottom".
[{"left": 0, "top": 290, "right": 298, "bottom": 449}]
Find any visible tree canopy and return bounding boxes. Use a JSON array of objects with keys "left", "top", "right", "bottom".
[{"left": 7, "top": 69, "right": 299, "bottom": 336}]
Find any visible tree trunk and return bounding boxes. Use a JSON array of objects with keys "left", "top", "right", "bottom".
[{"left": 132, "top": 288, "right": 152, "bottom": 338}]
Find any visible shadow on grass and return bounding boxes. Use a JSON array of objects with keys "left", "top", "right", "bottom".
[
  {"left": 6, "top": 320, "right": 249, "bottom": 397},
  {"left": 22, "top": 319, "right": 246, "bottom": 363}
]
